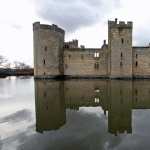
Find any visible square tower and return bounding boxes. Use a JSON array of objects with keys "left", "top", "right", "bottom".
[{"left": 108, "top": 19, "right": 133, "bottom": 78}]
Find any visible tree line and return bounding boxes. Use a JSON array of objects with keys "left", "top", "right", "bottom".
[{"left": 0, "top": 55, "right": 32, "bottom": 69}]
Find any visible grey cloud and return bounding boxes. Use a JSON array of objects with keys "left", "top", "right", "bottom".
[
  {"left": 110, "top": 110, "right": 150, "bottom": 150},
  {"left": 3, "top": 108, "right": 150, "bottom": 150},
  {"left": 0, "top": 109, "right": 32, "bottom": 124},
  {"left": 34, "top": 0, "right": 120, "bottom": 32},
  {"left": 17, "top": 109, "right": 122, "bottom": 150},
  {"left": 1, "top": 125, "right": 35, "bottom": 150},
  {"left": 134, "top": 24, "right": 150, "bottom": 46},
  {"left": 11, "top": 24, "right": 23, "bottom": 30}
]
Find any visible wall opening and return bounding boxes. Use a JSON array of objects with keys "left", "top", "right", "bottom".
[
  {"left": 121, "top": 52, "right": 123, "bottom": 59},
  {"left": 121, "top": 38, "right": 124, "bottom": 44},
  {"left": 136, "top": 61, "right": 138, "bottom": 67},
  {"left": 64, "top": 45, "right": 69, "bottom": 49},
  {"left": 44, "top": 46, "right": 47, "bottom": 51},
  {"left": 135, "top": 89, "right": 138, "bottom": 96},
  {"left": 136, "top": 54, "right": 138, "bottom": 59},
  {"left": 94, "top": 97, "right": 100, "bottom": 103},
  {"left": 43, "top": 59, "right": 46, "bottom": 65},
  {"left": 120, "top": 61, "right": 123, "bottom": 67},
  {"left": 95, "top": 88, "right": 100, "bottom": 93},
  {"left": 94, "top": 52, "right": 100, "bottom": 58},
  {"left": 94, "top": 63, "right": 99, "bottom": 69}
]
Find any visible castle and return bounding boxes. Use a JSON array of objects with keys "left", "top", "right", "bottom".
[{"left": 33, "top": 19, "right": 150, "bottom": 79}]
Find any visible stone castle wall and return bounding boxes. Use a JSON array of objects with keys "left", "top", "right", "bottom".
[
  {"left": 64, "top": 47, "right": 108, "bottom": 77},
  {"left": 33, "top": 19, "right": 150, "bottom": 79},
  {"left": 133, "top": 47, "right": 150, "bottom": 78}
]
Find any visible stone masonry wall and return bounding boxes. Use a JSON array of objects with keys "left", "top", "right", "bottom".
[
  {"left": 64, "top": 48, "right": 108, "bottom": 77},
  {"left": 108, "top": 20, "right": 133, "bottom": 78},
  {"left": 33, "top": 22, "right": 64, "bottom": 77},
  {"left": 33, "top": 20, "right": 150, "bottom": 79},
  {"left": 133, "top": 47, "right": 150, "bottom": 77}
]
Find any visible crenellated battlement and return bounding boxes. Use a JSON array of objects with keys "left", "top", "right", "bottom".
[
  {"left": 33, "top": 22, "right": 65, "bottom": 34},
  {"left": 64, "top": 39, "right": 78, "bottom": 48},
  {"left": 108, "top": 18, "right": 133, "bottom": 28}
]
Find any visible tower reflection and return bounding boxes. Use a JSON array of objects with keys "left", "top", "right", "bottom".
[
  {"left": 35, "top": 80, "right": 150, "bottom": 135},
  {"left": 35, "top": 80, "right": 66, "bottom": 133}
]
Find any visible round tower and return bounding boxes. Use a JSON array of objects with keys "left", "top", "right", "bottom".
[{"left": 33, "top": 22, "right": 65, "bottom": 78}]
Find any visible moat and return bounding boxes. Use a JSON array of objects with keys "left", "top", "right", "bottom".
[{"left": 0, "top": 77, "right": 150, "bottom": 149}]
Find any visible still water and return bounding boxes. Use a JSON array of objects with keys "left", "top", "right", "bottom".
[{"left": 0, "top": 77, "right": 150, "bottom": 149}]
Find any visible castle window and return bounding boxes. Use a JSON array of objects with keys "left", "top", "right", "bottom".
[
  {"left": 121, "top": 52, "right": 123, "bottom": 59},
  {"left": 95, "top": 88, "right": 100, "bottom": 93},
  {"left": 135, "top": 89, "right": 138, "bottom": 96},
  {"left": 43, "top": 59, "right": 46, "bottom": 65},
  {"left": 120, "top": 61, "right": 123, "bottom": 67},
  {"left": 136, "top": 61, "right": 138, "bottom": 67},
  {"left": 94, "top": 63, "right": 99, "bottom": 69},
  {"left": 65, "top": 45, "right": 69, "bottom": 48},
  {"left": 94, "top": 52, "right": 99, "bottom": 58},
  {"left": 44, "top": 46, "right": 47, "bottom": 51},
  {"left": 136, "top": 54, "right": 138, "bottom": 59},
  {"left": 121, "top": 38, "right": 124, "bottom": 44},
  {"left": 68, "top": 54, "right": 71, "bottom": 59},
  {"left": 94, "top": 97, "right": 100, "bottom": 103}
]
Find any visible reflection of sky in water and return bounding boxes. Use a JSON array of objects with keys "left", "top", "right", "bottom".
[
  {"left": 0, "top": 77, "right": 35, "bottom": 150},
  {"left": 0, "top": 77, "right": 35, "bottom": 117},
  {"left": 0, "top": 78, "right": 149, "bottom": 149}
]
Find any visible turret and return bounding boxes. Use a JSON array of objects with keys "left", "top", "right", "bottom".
[
  {"left": 33, "top": 22, "right": 65, "bottom": 78},
  {"left": 64, "top": 39, "right": 78, "bottom": 49},
  {"left": 108, "top": 18, "right": 133, "bottom": 78}
]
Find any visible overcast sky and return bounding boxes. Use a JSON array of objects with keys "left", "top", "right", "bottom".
[{"left": 0, "top": 0, "right": 150, "bottom": 66}]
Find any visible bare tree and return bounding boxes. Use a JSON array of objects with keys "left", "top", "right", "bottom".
[
  {"left": 0, "top": 55, "right": 8, "bottom": 68},
  {"left": 5, "top": 63, "right": 11, "bottom": 69},
  {"left": 14, "top": 61, "right": 31, "bottom": 69}
]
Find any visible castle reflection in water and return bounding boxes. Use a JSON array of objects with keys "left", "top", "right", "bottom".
[{"left": 34, "top": 80, "right": 150, "bottom": 135}]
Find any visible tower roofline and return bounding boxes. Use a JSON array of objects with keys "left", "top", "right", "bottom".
[
  {"left": 33, "top": 22, "right": 65, "bottom": 34},
  {"left": 108, "top": 19, "right": 133, "bottom": 28}
]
